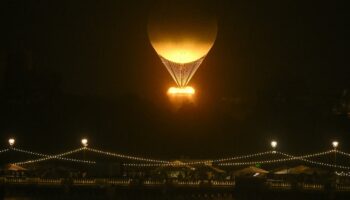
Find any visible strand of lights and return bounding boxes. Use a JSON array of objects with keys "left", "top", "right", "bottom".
[
  {"left": 128, "top": 150, "right": 336, "bottom": 168},
  {"left": 85, "top": 147, "right": 169, "bottom": 164},
  {"left": 13, "top": 147, "right": 95, "bottom": 165},
  {"left": 123, "top": 150, "right": 333, "bottom": 167},
  {"left": 335, "top": 150, "right": 350, "bottom": 158},
  {"left": 335, "top": 171, "right": 350, "bottom": 177},
  {"left": 218, "top": 150, "right": 335, "bottom": 166},
  {"left": 123, "top": 151, "right": 275, "bottom": 167},
  {"left": 212, "top": 151, "right": 274, "bottom": 163},
  {"left": 277, "top": 151, "right": 350, "bottom": 170},
  {"left": 186, "top": 151, "right": 275, "bottom": 165},
  {"left": 11, "top": 147, "right": 95, "bottom": 164},
  {"left": 278, "top": 150, "right": 336, "bottom": 160},
  {"left": 0, "top": 148, "right": 9, "bottom": 154},
  {"left": 123, "top": 163, "right": 167, "bottom": 167},
  {"left": 5, "top": 145, "right": 350, "bottom": 169},
  {"left": 13, "top": 147, "right": 60, "bottom": 157}
]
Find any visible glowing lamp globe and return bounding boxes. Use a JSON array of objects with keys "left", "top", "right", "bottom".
[
  {"left": 271, "top": 141, "right": 277, "bottom": 149},
  {"left": 8, "top": 138, "right": 15, "bottom": 146},
  {"left": 332, "top": 141, "right": 339, "bottom": 148},
  {"left": 148, "top": 1, "right": 217, "bottom": 90},
  {"left": 81, "top": 138, "right": 88, "bottom": 147}
]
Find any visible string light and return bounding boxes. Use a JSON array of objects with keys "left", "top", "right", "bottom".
[
  {"left": 12, "top": 147, "right": 95, "bottom": 164},
  {"left": 12, "top": 147, "right": 57, "bottom": 157},
  {"left": 335, "top": 171, "right": 350, "bottom": 177},
  {"left": 3, "top": 143, "right": 350, "bottom": 169},
  {"left": 131, "top": 150, "right": 322, "bottom": 167},
  {"left": 176, "top": 180, "right": 201, "bottom": 185},
  {"left": 122, "top": 153, "right": 294, "bottom": 167},
  {"left": 0, "top": 148, "right": 9, "bottom": 154},
  {"left": 143, "top": 180, "right": 163, "bottom": 185},
  {"left": 211, "top": 180, "right": 235, "bottom": 186},
  {"left": 9, "top": 146, "right": 350, "bottom": 169},
  {"left": 301, "top": 183, "right": 323, "bottom": 190},
  {"left": 219, "top": 150, "right": 333, "bottom": 166},
  {"left": 335, "top": 150, "right": 350, "bottom": 158},
  {"left": 123, "top": 150, "right": 350, "bottom": 168},
  {"left": 0, "top": 147, "right": 94, "bottom": 165},
  {"left": 108, "top": 179, "right": 131, "bottom": 185},
  {"left": 218, "top": 150, "right": 334, "bottom": 166},
  {"left": 210, "top": 151, "right": 274, "bottom": 164},
  {"left": 123, "top": 151, "right": 275, "bottom": 167},
  {"left": 3, "top": 178, "right": 132, "bottom": 186},
  {"left": 85, "top": 147, "right": 169, "bottom": 163},
  {"left": 13, "top": 147, "right": 95, "bottom": 165},
  {"left": 277, "top": 151, "right": 350, "bottom": 170}
]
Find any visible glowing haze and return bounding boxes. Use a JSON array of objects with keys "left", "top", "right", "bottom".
[
  {"left": 167, "top": 86, "right": 196, "bottom": 106},
  {"left": 167, "top": 86, "right": 195, "bottom": 95}
]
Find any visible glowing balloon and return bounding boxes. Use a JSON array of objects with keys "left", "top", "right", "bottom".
[{"left": 148, "top": 1, "right": 217, "bottom": 87}]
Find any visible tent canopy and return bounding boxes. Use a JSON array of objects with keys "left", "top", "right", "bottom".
[
  {"left": 233, "top": 166, "right": 268, "bottom": 176},
  {"left": 2, "top": 164, "right": 27, "bottom": 171},
  {"left": 274, "top": 165, "right": 325, "bottom": 175}
]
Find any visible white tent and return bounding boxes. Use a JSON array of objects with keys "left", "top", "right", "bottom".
[
  {"left": 3, "top": 164, "right": 27, "bottom": 171},
  {"left": 274, "top": 165, "right": 324, "bottom": 175},
  {"left": 233, "top": 166, "right": 268, "bottom": 176}
]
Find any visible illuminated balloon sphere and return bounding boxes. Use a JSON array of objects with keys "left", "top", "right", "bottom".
[{"left": 148, "top": 1, "right": 217, "bottom": 88}]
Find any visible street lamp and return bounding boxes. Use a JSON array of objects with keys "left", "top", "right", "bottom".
[
  {"left": 8, "top": 138, "right": 15, "bottom": 147},
  {"left": 81, "top": 138, "right": 88, "bottom": 147},
  {"left": 81, "top": 138, "right": 88, "bottom": 161},
  {"left": 332, "top": 141, "right": 339, "bottom": 168},
  {"left": 271, "top": 140, "right": 277, "bottom": 149},
  {"left": 270, "top": 140, "right": 278, "bottom": 153},
  {"left": 332, "top": 141, "right": 339, "bottom": 149}
]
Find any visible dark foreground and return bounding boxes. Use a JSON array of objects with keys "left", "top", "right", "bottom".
[
  {"left": 2, "top": 189, "right": 350, "bottom": 200},
  {"left": 2, "top": 186, "right": 350, "bottom": 200}
]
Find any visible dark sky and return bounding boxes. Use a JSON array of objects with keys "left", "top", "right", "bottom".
[{"left": 0, "top": 0, "right": 349, "bottom": 159}]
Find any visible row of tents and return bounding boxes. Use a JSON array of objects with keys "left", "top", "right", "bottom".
[
  {"left": 149, "top": 160, "right": 331, "bottom": 179},
  {"left": 0, "top": 163, "right": 331, "bottom": 178},
  {"left": 1, "top": 164, "right": 27, "bottom": 171},
  {"left": 233, "top": 165, "right": 328, "bottom": 176}
]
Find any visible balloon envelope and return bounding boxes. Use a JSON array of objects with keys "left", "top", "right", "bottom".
[{"left": 148, "top": 1, "right": 217, "bottom": 87}]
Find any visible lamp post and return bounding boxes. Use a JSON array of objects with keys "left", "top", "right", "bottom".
[
  {"left": 81, "top": 138, "right": 88, "bottom": 161},
  {"left": 8, "top": 138, "right": 15, "bottom": 148},
  {"left": 271, "top": 140, "right": 277, "bottom": 153},
  {"left": 332, "top": 141, "right": 338, "bottom": 166},
  {"left": 81, "top": 138, "right": 88, "bottom": 147}
]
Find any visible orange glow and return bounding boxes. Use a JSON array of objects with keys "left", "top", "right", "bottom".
[
  {"left": 148, "top": 6, "right": 217, "bottom": 64},
  {"left": 167, "top": 86, "right": 196, "bottom": 108},
  {"left": 150, "top": 41, "right": 215, "bottom": 64},
  {"left": 167, "top": 86, "right": 195, "bottom": 95}
]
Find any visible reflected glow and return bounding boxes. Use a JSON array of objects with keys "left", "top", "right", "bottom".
[
  {"left": 167, "top": 87, "right": 195, "bottom": 95},
  {"left": 167, "top": 86, "right": 196, "bottom": 108}
]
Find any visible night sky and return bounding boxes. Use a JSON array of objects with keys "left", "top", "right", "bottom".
[{"left": 0, "top": 0, "right": 349, "bottom": 159}]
